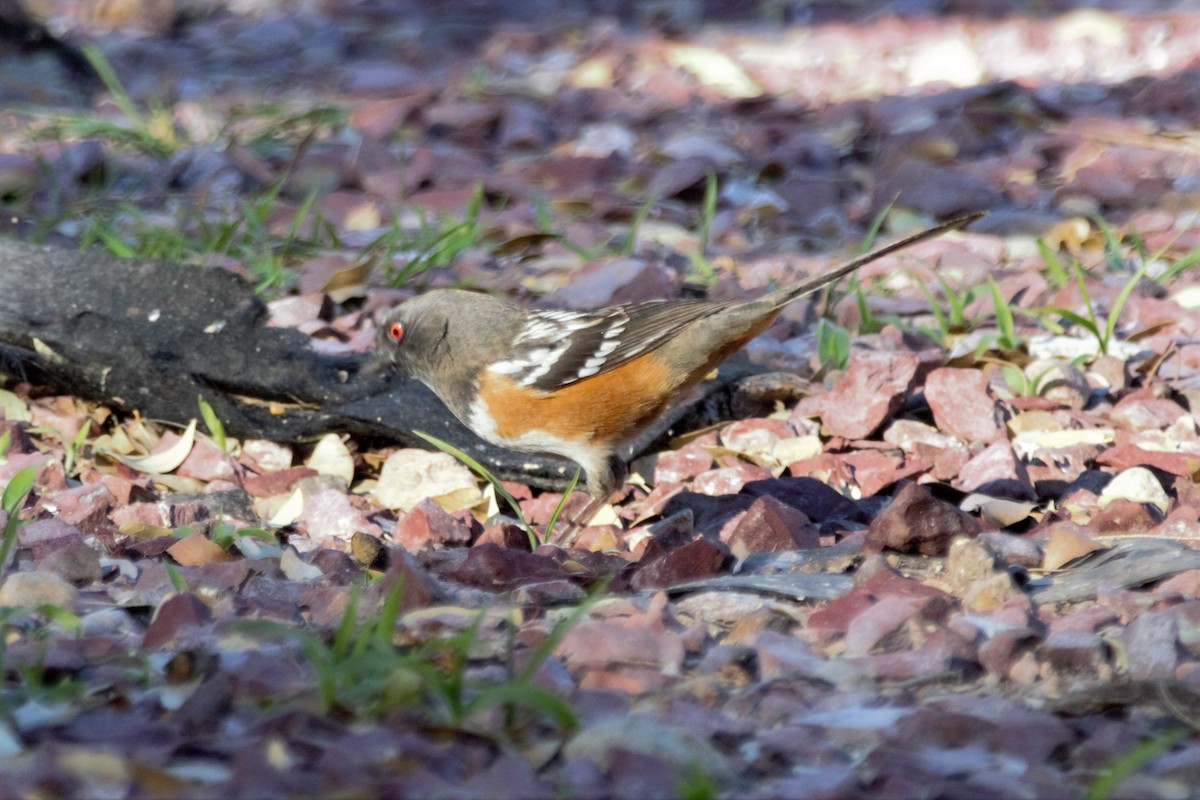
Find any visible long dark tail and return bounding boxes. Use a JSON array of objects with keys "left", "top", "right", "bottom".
[{"left": 774, "top": 211, "right": 986, "bottom": 306}]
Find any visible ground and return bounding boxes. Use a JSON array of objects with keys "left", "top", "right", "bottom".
[{"left": 2, "top": 0, "right": 1200, "bottom": 797}]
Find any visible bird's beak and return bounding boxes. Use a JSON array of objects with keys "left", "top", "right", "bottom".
[{"left": 358, "top": 350, "right": 393, "bottom": 378}]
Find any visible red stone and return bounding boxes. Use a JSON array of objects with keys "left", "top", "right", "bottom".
[
  {"left": 841, "top": 449, "right": 925, "bottom": 497},
  {"left": 925, "top": 367, "right": 1003, "bottom": 444},
  {"left": 654, "top": 442, "right": 715, "bottom": 485},
  {"left": 957, "top": 442, "right": 1035, "bottom": 500},
  {"left": 1123, "top": 609, "right": 1178, "bottom": 680},
  {"left": 242, "top": 467, "right": 319, "bottom": 498},
  {"left": 1111, "top": 393, "right": 1189, "bottom": 432},
  {"left": 46, "top": 484, "right": 117, "bottom": 535},
  {"left": 867, "top": 481, "right": 979, "bottom": 556},
  {"left": 844, "top": 595, "right": 926, "bottom": 656},
  {"left": 142, "top": 593, "right": 213, "bottom": 650},
  {"left": 1090, "top": 498, "right": 1162, "bottom": 534},
  {"left": 1042, "top": 630, "right": 1106, "bottom": 674},
  {"left": 806, "top": 586, "right": 877, "bottom": 644},
  {"left": 630, "top": 537, "right": 734, "bottom": 590},
  {"left": 820, "top": 350, "right": 920, "bottom": 439},
  {"left": 720, "top": 418, "right": 794, "bottom": 452},
  {"left": 448, "top": 543, "right": 562, "bottom": 589},
  {"left": 726, "top": 495, "right": 820, "bottom": 557},
  {"left": 475, "top": 522, "right": 533, "bottom": 551},
  {"left": 395, "top": 498, "right": 473, "bottom": 552},
  {"left": 691, "top": 464, "right": 773, "bottom": 496},
  {"left": 1096, "top": 441, "right": 1197, "bottom": 477}
]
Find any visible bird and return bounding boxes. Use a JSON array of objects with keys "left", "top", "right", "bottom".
[{"left": 375, "top": 211, "right": 983, "bottom": 535}]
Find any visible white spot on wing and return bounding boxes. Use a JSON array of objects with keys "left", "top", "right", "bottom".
[
  {"left": 576, "top": 352, "right": 610, "bottom": 378},
  {"left": 490, "top": 359, "right": 525, "bottom": 375},
  {"left": 495, "top": 308, "right": 636, "bottom": 388},
  {"left": 521, "top": 364, "right": 551, "bottom": 385}
]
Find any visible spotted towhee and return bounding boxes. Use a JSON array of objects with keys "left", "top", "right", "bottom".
[{"left": 376, "top": 212, "right": 983, "bottom": 529}]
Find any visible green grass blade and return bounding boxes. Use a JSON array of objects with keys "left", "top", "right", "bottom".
[
  {"left": 63, "top": 419, "right": 91, "bottom": 477},
  {"left": 816, "top": 319, "right": 851, "bottom": 370},
  {"left": 1071, "top": 257, "right": 1096, "bottom": 329},
  {"left": 853, "top": 283, "right": 882, "bottom": 334},
  {"left": 1036, "top": 237, "right": 1070, "bottom": 288},
  {"left": 464, "top": 682, "right": 577, "bottom": 732},
  {"left": 1037, "top": 306, "right": 1101, "bottom": 339},
  {"left": 1156, "top": 245, "right": 1200, "bottom": 284},
  {"left": 986, "top": 276, "right": 1018, "bottom": 347},
  {"left": 197, "top": 395, "right": 227, "bottom": 453},
  {"left": 1103, "top": 258, "right": 1152, "bottom": 353},
  {"left": 373, "top": 576, "right": 405, "bottom": 649},
  {"left": 1093, "top": 215, "right": 1125, "bottom": 270},
  {"left": 698, "top": 171, "right": 717, "bottom": 255},
  {"left": 912, "top": 277, "right": 948, "bottom": 342},
  {"left": 1086, "top": 728, "right": 1187, "bottom": 800},
  {"left": 81, "top": 44, "right": 146, "bottom": 131},
  {"left": 92, "top": 225, "right": 136, "bottom": 259},
  {"left": 622, "top": 193, "right": 659, "bottom": 256},
  {"left": 2, "top": 463, "right": 39, "bottom": 516},
  {"left": 414, "top": 431, "right": 538, "bottom": 547},
  {"left": 164, "top": 562, "right": 189, "bottom": 593},
  {"left": 0, "top": 462, "right": 40, "bottom": 574},
  {"left": 38, "top": 603, "right": 82, "bottom": 636},
  {"left": 859, "top": 200, "right": 894, "bottom": 253},
  {"left": 544, "top": 467, "right": 581, "bottom": 541},
  {"left": 1001, "top": 364, "right": 1027, "bottom": 395},
  {"left": 331, "top": 587, "right": 361, "bottom": 662}
]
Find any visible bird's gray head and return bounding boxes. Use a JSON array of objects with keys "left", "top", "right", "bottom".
[
  {"left": 373, "top": 289, "right": 523, "bottom": 416},
  {"left": 375, "top": 293, "right": 449, "bottom": 383}
]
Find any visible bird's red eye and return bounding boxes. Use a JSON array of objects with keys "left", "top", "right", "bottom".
[{"left": 388, "top": 322, "right": 404, "bottom": 342}]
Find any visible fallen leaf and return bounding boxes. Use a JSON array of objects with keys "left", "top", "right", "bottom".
[
  {"left": 1041, "top": 217, "right": 1092, "bottom": 251},
  {"left": 1012, "top": 427, "right": 1114, "bottom": 457},
  {"left": 167, "top": 533, "right": 235, "bottom": 567},
  {"left": 666, "top": 45, "right": 762, "bottom": 99},
  {"left": 269, "top": 488, "right": 305, "bottom": 527},
  {"left": 1043, "top": 527, "right": 1108, "bottom": 572},
  {"left": 112, "top": 420, "right": 197, "bottom": 474},
  {"left": 431, "top": 485, "right": 486, "bottom": 515},
  {"left": 0, "top": 390, "right": 30, "bottom": 422},
  {"left": 280, "top": 547, "right": 324, "bottom": 581},
  {"left": 959, "top": 494, "right": 1038, "bottom": 528},
  {"left": 305, "top": 433, "right": 355, "bottom": 487}
]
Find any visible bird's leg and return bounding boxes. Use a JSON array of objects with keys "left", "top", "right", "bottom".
[
  {"left": 549, "top": 455, "right": 627, "bottom": 547},
  {"left": 551, "top": 495, "right": 605, "bottom": 547}
]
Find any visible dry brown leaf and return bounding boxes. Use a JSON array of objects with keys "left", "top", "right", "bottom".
[
  {"left": 666, "top": 45, "right": 762, "bottom": 98},
  {"left": 431, "top": 485, "right": 486, "bottom": 515},
  {"left": 319, "top": 259, "right": 372, "bottom": 294},
  {"left": 167, "top": 533, "right": 235, "bottom": 567},
  {"left": 118, "top": 521, "right": 172, "bottom": 539},
  {"left": 1042, "top": 526, "right": 1108, "bottom": 572},
  {"left": 1041, "top": 217, "right": 1093, "bottom": 251}
]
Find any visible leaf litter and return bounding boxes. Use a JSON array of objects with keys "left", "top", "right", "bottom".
[{"left": 3, "top": 1, "right": 1200, "bottom": 797}]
